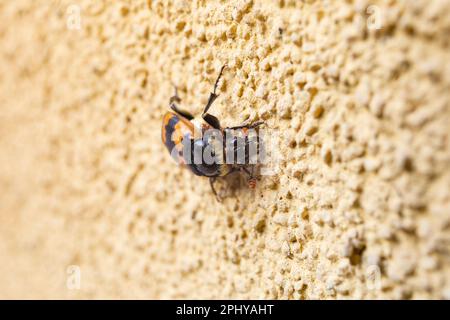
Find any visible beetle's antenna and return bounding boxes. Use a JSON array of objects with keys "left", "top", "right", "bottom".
[
  {"left": 169, "top": 83, "right": 195, "bottom": 120},
  {"left": 202, "top": 64, "right": 227, "bottom": 116},
  {"left": 169, "top": 82, "right": 181, "bottom": 106},
  {"left": 213, "top": 64, "right": 226, "bottom": 95}
]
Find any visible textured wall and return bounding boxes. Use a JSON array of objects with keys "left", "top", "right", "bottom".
[{"left": 0, "top": 0, "right": 449, "bottom": 299}]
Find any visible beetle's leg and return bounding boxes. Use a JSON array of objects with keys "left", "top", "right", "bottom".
[
  {"left": 249, "top": 120, "right": 265, "bottom": 129},
  {"left": 170, "top": 83, "right": 194, "bottom": 120},
  {"left": 241, "top": 167, "right": 258, "bottom": 189},
  {"left": 224, "top": 167, "right": 239, "bottom": 177},
  {"left": 202, "top": 65, "right": 226, "bottom": 116},
  {"left": 241, "top": 166, "right": 252, "bottom": 178},
  {"left": 226, "top": 120, "right": 264, "bottom": 130},
  {"left": 209, "top": 177, "right": 222, "bottom": 202}
]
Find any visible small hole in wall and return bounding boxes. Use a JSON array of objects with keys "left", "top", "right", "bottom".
[
  {"left": 301, "top": 210, "right": 309, "bottom": 220},
  {"left": 227, "top": 216, "right": 234, "bottom": 228},
  {"left": 350, "top": 246, "right": 366, "bottom": 266},
  {"left": 120, "top": 6, "right": 129, "bottom": 17}
]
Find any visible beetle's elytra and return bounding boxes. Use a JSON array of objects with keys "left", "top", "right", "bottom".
[{"left": 161, "top": 66, "right": 264, "bottom": 200}]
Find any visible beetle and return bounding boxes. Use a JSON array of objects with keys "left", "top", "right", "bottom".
[{"left": 161, "top": 65, "right": 264, "bottom": 200}]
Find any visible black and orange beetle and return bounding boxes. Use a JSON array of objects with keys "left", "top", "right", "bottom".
[{"left": 161, "top": 65, "right": 264, "bottom": 200}]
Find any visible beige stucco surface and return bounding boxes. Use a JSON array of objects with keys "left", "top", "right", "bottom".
[{"left": 0, "top": 0, "right": 449, "bottom": 299}]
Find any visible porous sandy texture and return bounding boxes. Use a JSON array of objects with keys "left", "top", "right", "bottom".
[{"left": 0, "top": 0, "right": 449, "bottom": 299}]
